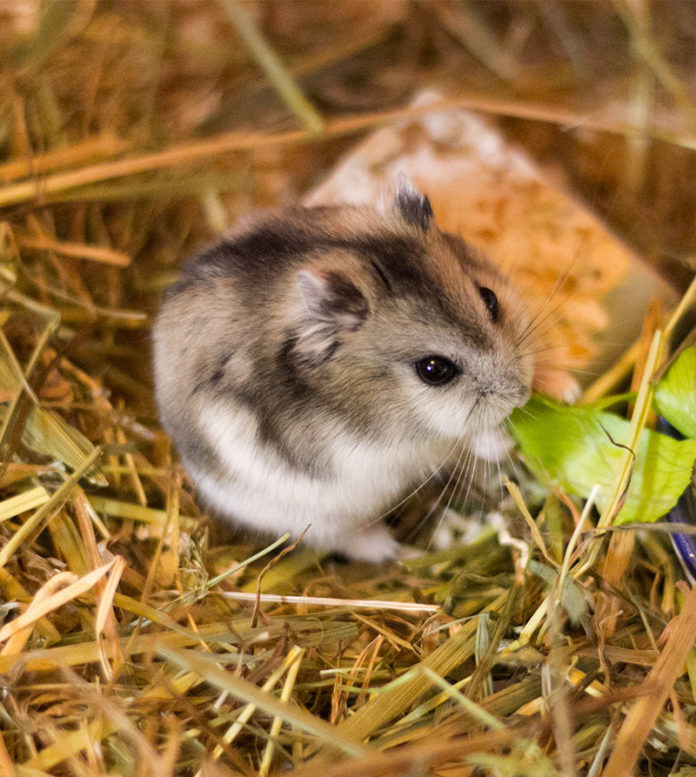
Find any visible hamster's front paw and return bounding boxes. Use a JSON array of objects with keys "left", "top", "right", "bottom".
[{"left": 340, "top": 523, "right": 401, "bottom": 563}]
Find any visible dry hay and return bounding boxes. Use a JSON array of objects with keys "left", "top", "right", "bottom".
[{"left": 1, "top": 2, "right": 696, "bottom": 776}]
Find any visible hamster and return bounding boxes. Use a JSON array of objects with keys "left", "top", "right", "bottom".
[{"left": 153, "top": 182, "right": 533, "bottom": 562}]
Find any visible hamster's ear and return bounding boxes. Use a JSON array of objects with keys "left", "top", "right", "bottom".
[
  {"left": 297, "top": 269, "right": 368, "bottom": 330},
  {"left": 394, "top": 178, "right": 434, "bottom": 231},
  {"left": 294, "top": 269, "right": 368, "bottom": 364}
]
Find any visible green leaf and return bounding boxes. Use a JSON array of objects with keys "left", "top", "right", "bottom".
[
  {"left": 654, "top": 344, "right": 696, "bottom": 439},
  {"left": 510, "top": 396, "right": 696, "bottom": 525},
  {"left": 527, "top": 560, "right": 587, "bottom": 624},
  {"left": 560, "top": 575, "right": 588, "bottom": 624},
  {"left": 527, "top": 559, "right": 556, "bottom": 585}
]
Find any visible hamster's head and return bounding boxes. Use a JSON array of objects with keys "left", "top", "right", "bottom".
[{"left": 287, "top": 182, "right": 534, "bottom": 445}]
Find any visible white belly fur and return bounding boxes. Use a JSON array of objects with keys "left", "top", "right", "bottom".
[{"left": 190, "top": 401, "right": 447, "bottom": 550}]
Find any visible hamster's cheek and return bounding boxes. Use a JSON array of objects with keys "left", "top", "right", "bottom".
[
  {"left": 406, "top": 381, "right": 523, "bottom": 440},
  {"left": 408, "top": 386, "right": 481, "bottom": 439}
]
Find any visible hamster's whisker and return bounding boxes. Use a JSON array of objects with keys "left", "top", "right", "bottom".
[
  {"left": 508, "top": 405, "right": 538, "bottom": 421},
  {"left": 561, "top": 367, "right": 601, "bottom": 377},
  {"left": 515, "top": 295, "right": 561, "bottom": 346},
  {"left": 416, "top": 394, "right": 482, "bottom": 545},
  {"left": 409, "top": 441, "right": 465, "bottom": 543},
  {"left": 520, "top": 343, "right": 568, "bottom": 358},
  {"left": 501, "top": 444, "right": 522, "bottom": 483},
  {"left": 519, "top": 310, "right": 567, "bottom": 345},
  {"left": 366, "top": 434, "right": 463, "bottom": 528},
  {"left": 515, "top": 302, "right": 567, "bottom": 350},
  {"left": 516, "top": 254, "right": 578, "bottom": 342},
  {"left": 425, "top": 396, "right": 485, "bottom": 547},
  {"left": 425, "top": 436, "right": 472, "bottom": 523},
  {"left": 424, "top": 444, "right": 475, "bottom": 550},
  {"left": 500, "top": 419, "right": 525, "bottom": 480},
  {"left": 407, "top": 435, "right": 472, "bottom": 544},
  {"left": 535, "top": 365, "right": 600, "bottom": 379},
  {"left": 448, "top": 444, "right": 478, "bottom": 522},
  {"left": 493, "top": 441, "right": 506, "bottom": 502}
]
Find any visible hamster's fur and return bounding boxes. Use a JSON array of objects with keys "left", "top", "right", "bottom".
[{"left": 153, "top": 183, "right": 533, "bottom": 561}]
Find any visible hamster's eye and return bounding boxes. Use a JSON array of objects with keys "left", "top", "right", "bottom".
[
  {"left": 414, "top": 356, "right": 460, "bottom": 386},
  {"left": 478, "top": 287, "right": 499, "bottom": 321}
]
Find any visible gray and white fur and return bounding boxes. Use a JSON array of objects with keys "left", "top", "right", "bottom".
[{"left": 153, "top": 183, "right": 533, "bottom": 561}]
